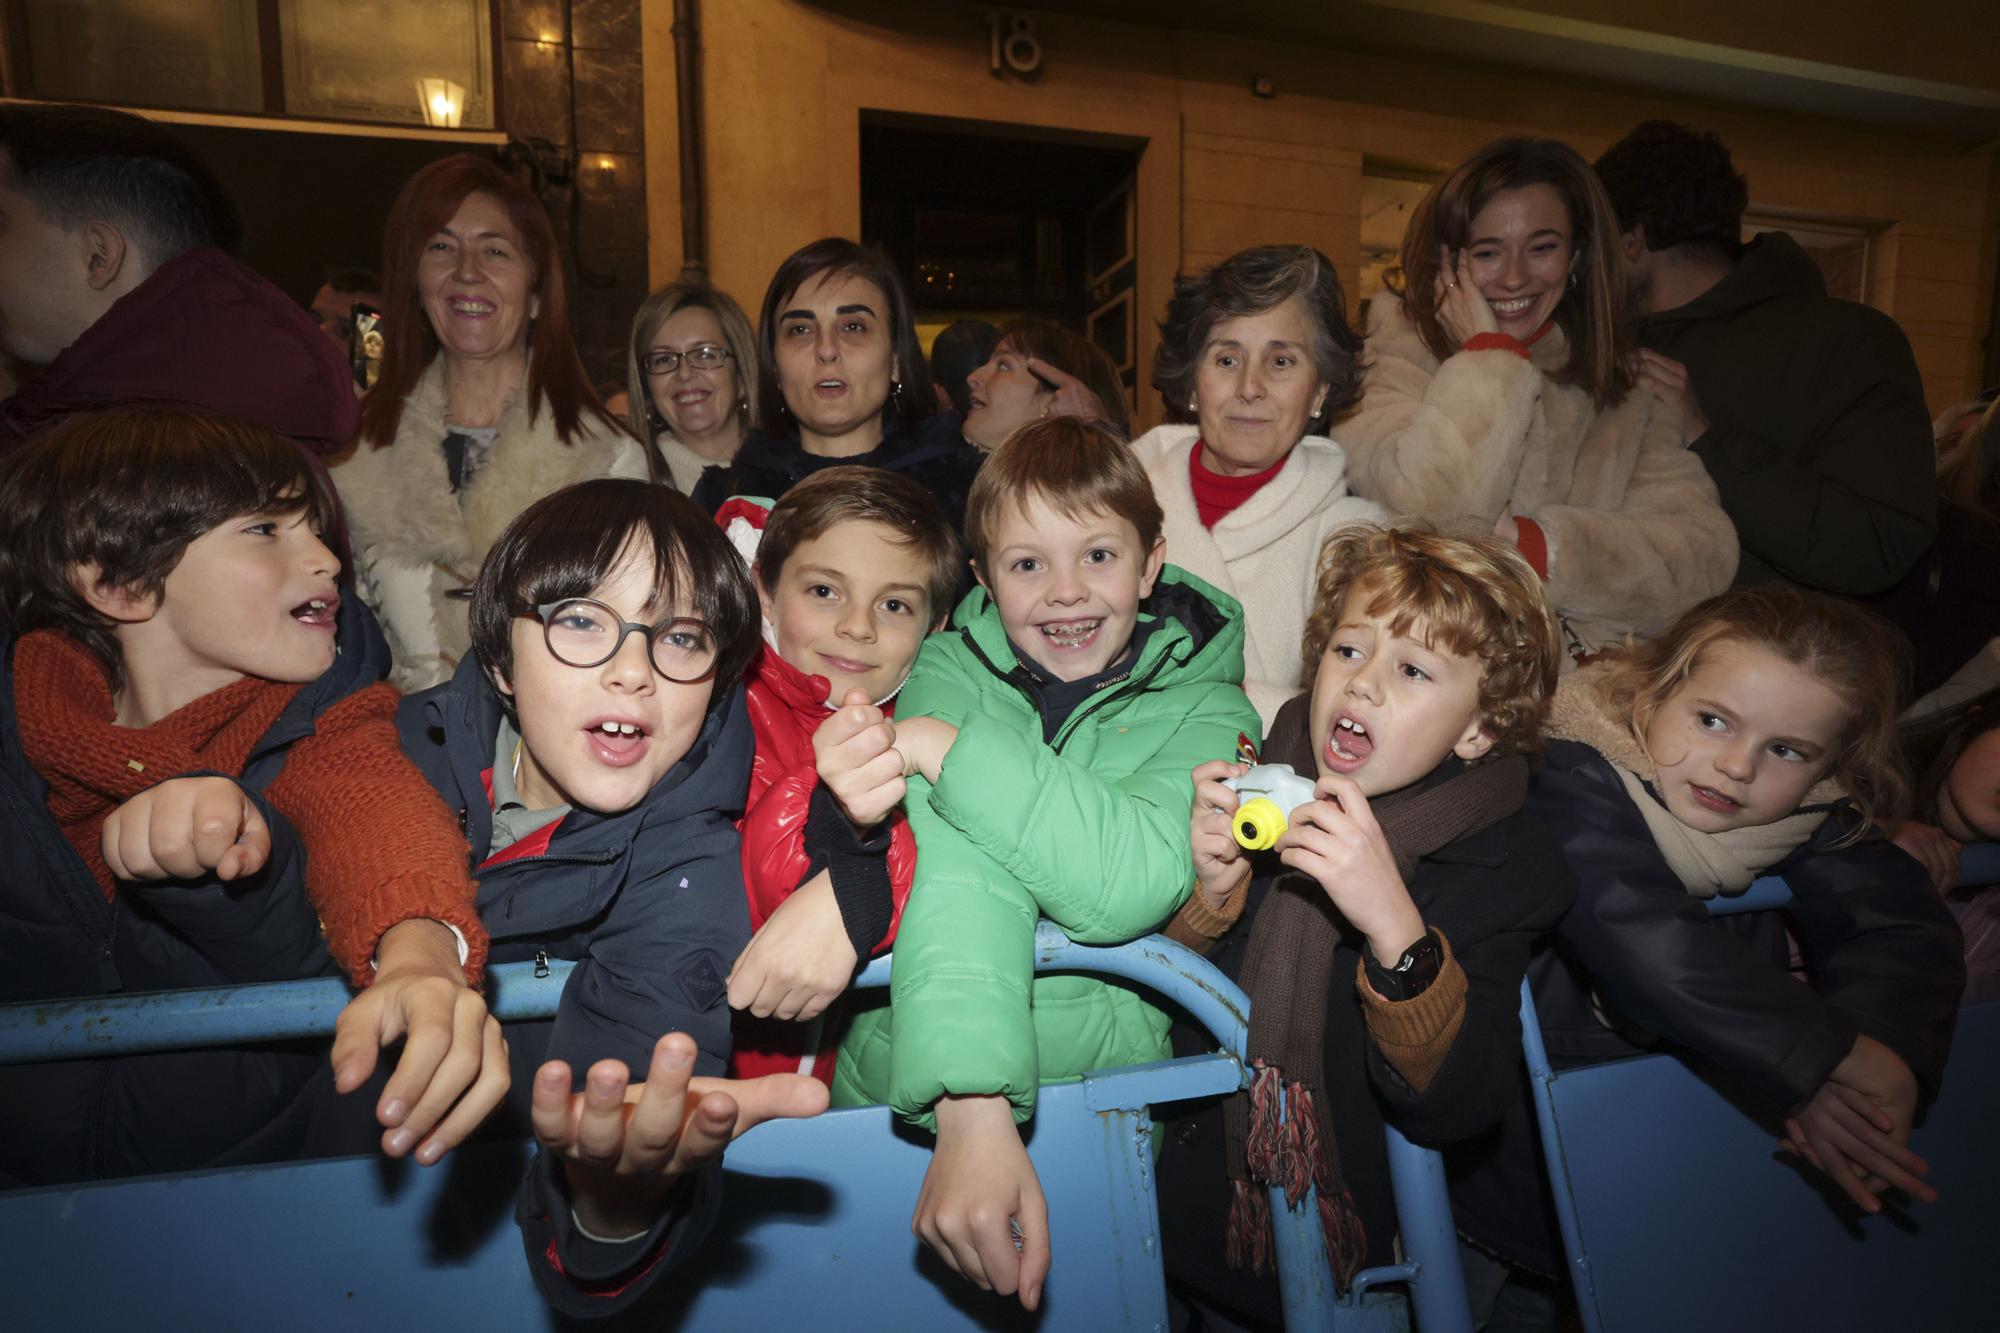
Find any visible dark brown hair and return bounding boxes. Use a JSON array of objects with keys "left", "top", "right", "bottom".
[
  {"left": 1304, "top": 525, "right": 1560, "bottom": 756},
  {"left": 1152, "top": 244, "right": 1361, "bottom": 428},
  {"left": 994, "top": 317, "right": 1132, "bottom": 441},
  {"left": 1393, "top": 137, "right": 1633, "bottom": 409},
  {"left": 0, "top": 407, "right": 338, "bottom": 687},
  {"left": 358, "top": 154, "right": 618, "bottom": 449},
  {"left": 756, "top": 467, "right": 963, "bottom": 624},
  {"left": 964, "top": 417, "right": 1163, "bottom": 571},
  {"left": 755, "top": 238, "right": 936, "bottom": 437},
  {"left": 469, "top": 478, "right": 759, "bottom": 689}
]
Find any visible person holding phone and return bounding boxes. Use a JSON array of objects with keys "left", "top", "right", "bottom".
[{"left": 1338, "top": 136, "right": 1737, "bottom": 667}]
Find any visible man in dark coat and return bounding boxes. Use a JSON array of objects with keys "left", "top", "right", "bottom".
[
  {"left": 0, "top": 103, "right": 357, "bottom": 456},
  {"left": 1595, "top": 121, "right": 1936, "bottom": 597}
]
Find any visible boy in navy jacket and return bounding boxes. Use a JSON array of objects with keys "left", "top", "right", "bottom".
[{"left": 397, "top": 478, "right": 825, "bottom": 1316}]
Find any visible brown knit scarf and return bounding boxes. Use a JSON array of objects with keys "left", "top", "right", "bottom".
[
  {"left": 14, "top": 631, "right": 302, "bottom": 898},
  {"left": 1224, "top": 694, "right": 1528, "bottom": 1290}
]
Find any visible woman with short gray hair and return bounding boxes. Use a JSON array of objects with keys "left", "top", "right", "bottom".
[{"left": 1132, "top": 244, "right": 1383, "bottom": 724}]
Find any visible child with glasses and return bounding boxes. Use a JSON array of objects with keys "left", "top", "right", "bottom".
[{"left": 396, "top": 477, "right": 826, "bottom": 1315}]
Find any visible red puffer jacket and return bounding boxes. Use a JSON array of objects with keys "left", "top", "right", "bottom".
[{"left": 731, "top": 645, "right": 917, "bottom": 1084}]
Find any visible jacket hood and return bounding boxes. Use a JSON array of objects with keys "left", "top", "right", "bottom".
[
  {"left": 948, "top": 563, "right": 1247, "bottom": 691},
  {"left": 0, "top": 248, "right": 359, "bottom": 454},
  {"left": 406, "top": 649, "right": 754, "bottom": 861},
  {"left": 1642, "top": 231, "right": 1826, "bottom": 327}
]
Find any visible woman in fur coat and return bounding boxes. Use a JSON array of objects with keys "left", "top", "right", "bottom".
[
  {"left": 1340, "top": 138, "right": 1737, "bottom": 665},
  {"left": 334, "top": 155, "right": 649, "bottom": 692}
]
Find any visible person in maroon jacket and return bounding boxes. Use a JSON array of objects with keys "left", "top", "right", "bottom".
[{"left": 0, "top": 104, "right": 357, "bottom": 459}]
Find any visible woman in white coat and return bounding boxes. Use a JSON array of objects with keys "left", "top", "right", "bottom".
[{"left": 1131, "top": 245, "right": 1383, "bottom": 724}]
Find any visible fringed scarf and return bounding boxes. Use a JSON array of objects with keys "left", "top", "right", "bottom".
[
  {"left": 1546, "top": 664, "right": 1843, "bottom": 899},
  {"left": 1224, "top": 695, "right": 1528, "bottom": 1289}
]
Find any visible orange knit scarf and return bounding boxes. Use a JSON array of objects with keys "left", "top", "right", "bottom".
[{"left": 13, "top": 631, "right": 302, "bottom": 899}]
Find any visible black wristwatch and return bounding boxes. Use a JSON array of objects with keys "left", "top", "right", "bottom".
[{"left": 1365, "top": 928, "right": 1444, "bottom": 1002}]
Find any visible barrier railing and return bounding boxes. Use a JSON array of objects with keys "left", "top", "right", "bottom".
[
  {"left": 0, "top": 920, "right": 1465, "bottom": 1331},
  {"left": 1521, "top": 842, "right": 1999, "bottom": 1333}
]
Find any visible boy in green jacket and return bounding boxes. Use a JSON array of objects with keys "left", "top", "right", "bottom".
[{"left": 819, "top": 417, "right": 1261, "bottom": 1311}]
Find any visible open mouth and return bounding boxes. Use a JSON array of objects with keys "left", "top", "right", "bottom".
[
  {"left": 584, "top": 718, "right": 652, "bottom": 768},
  {"left": 1038, "top": 618, "right": 1102, "bottom": 651},
  {"left": 289, "top": 595, "right": 337, "bottom": 630},
  {"left": 447, "top": 297, "right": 495, "bottom": 318},
  {"left": 814, "top": 379, "right": 848, "bottom": 395},
  {"left": 1324, "top": 713, "right": 1375, "bottom": 771},
  {"left": 672, "top": 388, "right": 713, "bottom": 406},
  {"left": 1488, "top": 295, "right": 1538, "bottom": 319},
  {"left": 1689, "top": 783, "right": 1742, "bottom": 815}
]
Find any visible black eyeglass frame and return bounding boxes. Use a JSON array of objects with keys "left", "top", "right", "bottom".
[
  {"left": 641, "top": 344, "right": 733, "bottom": 376},
  {"left": 528, "top": 599, "right": 721, "bottom": 684}
]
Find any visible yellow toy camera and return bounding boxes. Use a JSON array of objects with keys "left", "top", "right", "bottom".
[{"left": 1221, "top": 763, "right": 1318, "bottom": 851}]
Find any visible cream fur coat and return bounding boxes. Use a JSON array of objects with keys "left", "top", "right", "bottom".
[
  {"left": 1339, "top": 297, "right": 1738, "bottom": 661},
  {"left": 333, "top": 358, "right": 650, "bottom": 692},
  {"left": 1133, "top": 424, "right": 1385, "bottom": 726}
]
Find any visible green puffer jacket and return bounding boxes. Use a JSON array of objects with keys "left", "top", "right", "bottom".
[{"left": 832, "top": 566, "right": 1260, "bottom": 1127}]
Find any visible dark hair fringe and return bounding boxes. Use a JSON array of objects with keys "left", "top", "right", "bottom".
[
  {"left": 754, "top": 238, "right": 936, "bottom": 438},
  {"left": 469, "top": 478, "right": 760, "bottom": 691},
  {"left": 755, "top": 466, "right": 963, "bottom": 624},
  {"left": 1900, "top": 685, "right": 2000, "bottom": 825},
  {"left": 1593, "top": 120, "right": 1748, "bottom": 261},
  {"left": 0, "top": 407, "right": 337, "bottom": 689}
]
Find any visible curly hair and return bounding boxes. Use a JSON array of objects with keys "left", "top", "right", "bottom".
[
  {"left": 1593, "top": 120, "right": 1748, "bottom": 262},
  {"left": 1301, "top": 526, "right": 1560, "bottom": 757},
  {"left": 1596, "top": 585, "right": 1912, "bottom": 836},
  {"left": 1151, "top": 245, "right": 1361, "bottom": 428}
]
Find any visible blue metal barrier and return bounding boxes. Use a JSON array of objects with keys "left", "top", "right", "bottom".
[
  {"left": 1523, "top": 844, "right": 2000, "bottom": 1333},
  {"left": 0, "top": 921, "right": 1467, "bottom": 1331}
]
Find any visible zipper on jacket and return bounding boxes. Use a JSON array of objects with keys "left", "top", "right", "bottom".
[
  {"left": 956, "top": 630, "right": 1176, "bottom": 755},
  {"left": 533, "top": 949, "right": 551, "bottom": 979}
]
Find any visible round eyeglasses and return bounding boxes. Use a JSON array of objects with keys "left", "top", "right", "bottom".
[
  {"left": 532, "top": 599, "right": 719, "bottom": 683},
  {"left": 642, "top": 344, "right": 731, "bottom": 376}
]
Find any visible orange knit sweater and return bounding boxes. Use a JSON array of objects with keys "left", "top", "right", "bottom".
[{"left": 14, "top": 631, "right": 486, "bottom": 986}]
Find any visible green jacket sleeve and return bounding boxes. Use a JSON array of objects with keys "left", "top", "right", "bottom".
[
  {"left": 1690, "top": 315, "right": 1936, "bottom": 595},
  {"left": 924, "top": 680, "right": 1260, "bottom": 943},
  {"left": 885, "top": 767, "right": 1042, "bottom": 1127}
]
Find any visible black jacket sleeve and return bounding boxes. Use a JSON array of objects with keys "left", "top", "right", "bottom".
[
  {"left": 1533, "top": 751, "right": 1859, "bottom": 1111},
  {"left": 1776, "top": 825, "right": 1965, "bottom": 1096},
  {"left": 124, "top": 781, "right": 334, "bottom": 984},
  {"left": 803, "top": 781, "right": 896, "bottom": 960},
  {"left": 1690, "top": 312, "right": 1935, "bottom": 595},
  {"left": 1364, "top": 814, "right": 1574, "bottom": 1144},
  {"left": 518, "top": 813, "right": 752, "bottom": 1317}
]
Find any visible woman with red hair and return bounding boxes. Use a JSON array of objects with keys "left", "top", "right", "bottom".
[{"left": 334, "top": 154, "right": 649, "bottom": 691}]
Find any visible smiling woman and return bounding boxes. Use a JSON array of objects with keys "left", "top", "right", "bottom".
[
  {"left": 1338, "top": 137, "right": 1738, "bottom": 667},
  {"left": 1130, "top": 245, "right": 1385, "bottom": 725},
  {"left": 332, "top": 155, "right": 651, "bottom": 692}
]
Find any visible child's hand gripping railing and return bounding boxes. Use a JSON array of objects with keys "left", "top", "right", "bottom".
[
  {"left": 0, "top": 919, "right": 1467, "bottom": 1330},
  {"left": 1517, "top": 842, "right": 2000, "bottom": 1333}
]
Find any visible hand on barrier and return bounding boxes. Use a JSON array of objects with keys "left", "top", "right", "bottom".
[
  {"left": 815, "top": 690, "right": 907, "bottom": 828},
  {"left": 1885, "top": 819, "right": 1962, "bottom": 894},
  {"left": 917, "top": 1093, "right": 1051, "bottom": 1312},
  {"left": 727, "top": 869, "right": 859, "bottom": 1021},
  {"left": 533, "top": 1032, "right": 830, "bottom": 1239},
  {"left": 1273, "top": 774, "right": 1429, "bottom": 967},
  {"left": 1220, "top": 762, "right": 1316, "bottom": 851},
  {"left": 1191, "top": 759, "right": 1252, "bottom": 910},
  {"left": 1780, "top": 1033, "right": 1935, "bottom": 1213},
  {"left": 101, "top": 775, "right": 271, "bottom": 882},
  {"left": 331, "top": 918, "right": 509, "bottom": 1166}
]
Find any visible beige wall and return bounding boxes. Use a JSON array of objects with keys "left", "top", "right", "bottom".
[{"left": 644, "top": 1, "right": 1999, "bottom": 419}]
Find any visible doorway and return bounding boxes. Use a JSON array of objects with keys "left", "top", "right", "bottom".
[{"left": 859, "top": 113, "right": 1144, "bottom": 403}]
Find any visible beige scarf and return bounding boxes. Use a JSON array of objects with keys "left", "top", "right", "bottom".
[{"left": 1547, "top": 665, "right": 1843, "bottom": 899}]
